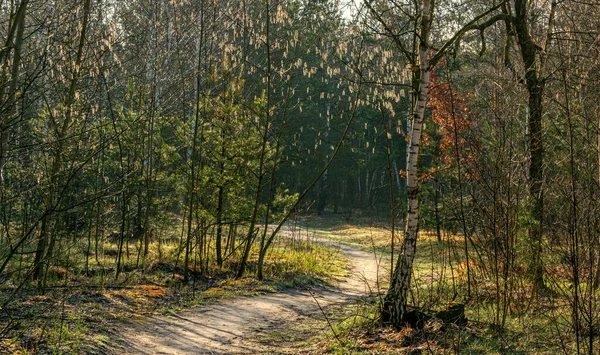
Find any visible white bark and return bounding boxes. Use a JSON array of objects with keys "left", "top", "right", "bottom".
[{"left": 384, "top": 0, "right": 431, "bottom": 327}]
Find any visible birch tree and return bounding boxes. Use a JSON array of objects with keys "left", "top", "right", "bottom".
[{"left": 365, "top": 0, "right": 510, "bottom": 327}]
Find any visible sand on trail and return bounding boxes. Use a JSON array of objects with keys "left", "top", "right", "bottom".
[{"left": 114, "top": 226, "right": 387, "bottom": 354}]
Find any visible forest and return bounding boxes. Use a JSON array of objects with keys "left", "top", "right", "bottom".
[{"left": 0, "top": 0, "right": 599, "bottom": 354}]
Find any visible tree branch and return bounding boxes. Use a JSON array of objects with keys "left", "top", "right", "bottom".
[
  {"left": 364, "top": 0, "right": 413, "bottom": 60},
  {"left": 429, "top": 2, "right": 513, "bottom": 68}
]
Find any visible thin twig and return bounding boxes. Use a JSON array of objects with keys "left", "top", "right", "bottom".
[{"left": 307, "top": 287, "right": 342, "bottom": 346}]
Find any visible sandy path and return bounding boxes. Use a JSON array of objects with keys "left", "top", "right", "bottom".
[{"left": 113, "top": 228, "right": 386, "bottom": 354}]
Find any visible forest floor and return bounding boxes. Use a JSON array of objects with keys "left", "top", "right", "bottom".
[
  {"left": 1, "top": 219, "right": 575, "bottom": 354},
  {"left": 109, "top": 225, "right": 387, "bottom": 354}
]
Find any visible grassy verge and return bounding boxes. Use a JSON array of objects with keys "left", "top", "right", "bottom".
[
  {"left": 0, "top": 233, "right": 346, "bottom": 354},
  {"left": 260, "top": 218, "right": 590, "bottom": 354}
]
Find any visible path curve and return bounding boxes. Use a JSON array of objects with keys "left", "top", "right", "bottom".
[{"left": 113, "top": 227, "right": 385, "bottom": 354}]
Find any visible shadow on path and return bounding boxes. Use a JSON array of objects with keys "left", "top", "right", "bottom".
[{"left": 113, "top": 226, "right": 387, "bottom": 355}]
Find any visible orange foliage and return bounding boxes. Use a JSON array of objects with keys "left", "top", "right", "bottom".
[
  {"left": 132, "top": 285, "right": 167, "bottom": 298},
  {"left": 427, "top": 67, "right": 480, "bottom": 179}
]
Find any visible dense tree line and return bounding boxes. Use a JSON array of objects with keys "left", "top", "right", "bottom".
[
  {"left": 363, "top": 1, "right": 600, "bottom": 352},
  {"left": 0, "top": 0, "right": 600, "bottom": 353}
]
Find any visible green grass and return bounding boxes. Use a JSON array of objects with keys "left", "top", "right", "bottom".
[
  {"left": 3, "top": 217, "right": 596, "bottom": 354},
  {"left": 269, "top": 218, "right": 594, "bottom": 355},
  {"left": 0, "top": 229, "right": 347, "bottom": 354}
]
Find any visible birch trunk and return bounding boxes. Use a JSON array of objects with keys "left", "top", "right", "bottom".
[{"left": 382, "top": 0, "right": 431, "bottom": 328}]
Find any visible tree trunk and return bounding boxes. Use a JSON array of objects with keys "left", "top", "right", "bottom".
[
  {"left": 513, "top": 0, "right": 545, "bottom": 290},
  {"left": 384, "top": 119, "right": 396, "bottom": 279},
  {"left": 34, "top": 0, "right": 91, "bottom": 284},
  {"left": 215, "top": 185, "right": 224, "bottom": 267},
  {"left": 382, "top": 0, "right": 432, "bottom": 328},
  {"left": 434, "top": 181, "right": 441, "bottom": 243},
  {"left": 317, "top": 169, "right": 328, "bottom": 215},
  {"left": 236, "top": 0, "right": 271, "bottom": 280},
  {"left": 0, "top": 0, "right": 28, "bottom": 184}
]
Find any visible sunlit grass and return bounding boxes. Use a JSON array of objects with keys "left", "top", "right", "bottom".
[
  {"left": 0, "top": 225, "right": 347, "bottom": 354},
  {"left": 3, "top": 218, "right": 594, "bottom": 354},
  {"left": 282, "top": 218, "right": 592, "bottom": 354}
]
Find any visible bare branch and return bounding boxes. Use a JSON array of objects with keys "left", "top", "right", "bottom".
[
  {"left": 364, "top": 0, "right": 413, "bottom": 60},
  {"left": 429, "top": 2, "right": 513, "bottom": 68}
]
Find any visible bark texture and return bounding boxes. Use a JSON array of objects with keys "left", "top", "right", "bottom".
[
  {"left": 513, "top": 0, "right": 547, "bottom": 290},
  {"left": 382, "top": 0, "right": 432, "bottom": 328}
]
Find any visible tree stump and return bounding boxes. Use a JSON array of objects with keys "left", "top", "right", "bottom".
[{"left": 435, "top": 303, "right": 467, "bottom": 326}]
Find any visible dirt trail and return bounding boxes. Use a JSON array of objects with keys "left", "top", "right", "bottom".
[{"left": 114, "top": 227, "right": 385, "bottom": 354}]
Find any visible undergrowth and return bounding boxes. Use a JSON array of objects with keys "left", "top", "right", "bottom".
[
  {"left": 0, "top": 228, "right": 346, "bottom": 354},
  {"left": 258, "top": 218, "right": 595, "bottom": 354}
]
